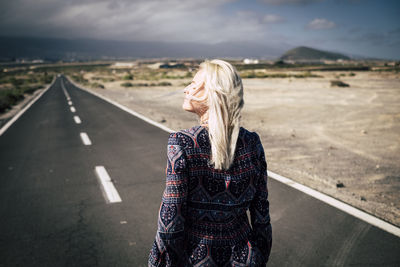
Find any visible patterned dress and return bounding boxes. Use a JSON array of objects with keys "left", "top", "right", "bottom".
[{"left": 149, "top": 125, "right": 272, "bottom": 267}]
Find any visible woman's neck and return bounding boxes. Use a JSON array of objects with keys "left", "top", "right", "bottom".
[{"left": 199, "top": 112, "right": 209, "bottom": 127}]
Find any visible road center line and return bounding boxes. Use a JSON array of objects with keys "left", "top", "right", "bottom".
[
  {"left": 94, "top": 166, "right": 122, "bottom": 203},
  {"left": 68, "top": 101, "right": 73, "bottom": 106},
  {"left": 70, "top": 106, "right": 76, "bottom": 113},
  {"left": 80, "top": 132, "right": 92, "bottom": 145},
  {"left": 61, "top": 79, "right": 71, "bottom": 101},
  {"left": 74, "top": 116, "right": 81, "bottom": 124}
]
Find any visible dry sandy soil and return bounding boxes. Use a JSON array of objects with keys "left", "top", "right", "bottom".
[{"left": 76, "top": 69, "right": 400, "bottom": 227}]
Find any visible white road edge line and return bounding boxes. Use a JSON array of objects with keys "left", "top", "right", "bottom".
[
  {"left": 268, "top": 171, "right": 400, "bottom": 237},
  {"left": 65, "top": 75, "right": 400, "bottom": 238},
  {"left": 70, "top": 106, "right": 76, "bottom": 113},
  {"left": 80, "top": 132, "right": 92, "bottom": 145},
  {"left": 0, "top": 77, "right": 56, "bottom": 136},
  {"left": 94, "top": 166, "right": 122, "bottom": 203},
  {"left": 74, "top": 116, "right": 81, "bottom": 124}
]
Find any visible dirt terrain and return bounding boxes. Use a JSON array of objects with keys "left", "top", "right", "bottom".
[{"left": 75, "top": 69, "right": 400, "bottom": 226}]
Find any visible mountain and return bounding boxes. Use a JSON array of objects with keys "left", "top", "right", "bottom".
[
  {"left": 280, "top": 46, "right": 350, "bottom": 61},
  {"left": 0, "top": 36, "right": 293, "bottom": 61}
]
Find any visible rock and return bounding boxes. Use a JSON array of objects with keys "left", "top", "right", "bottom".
[{"left": 336, "top": 182, "right": 345, "bottom": 188}]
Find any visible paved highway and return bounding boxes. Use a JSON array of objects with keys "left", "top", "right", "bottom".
[{"left": 0, "top": 75, "right": 399, "bottom": 266}]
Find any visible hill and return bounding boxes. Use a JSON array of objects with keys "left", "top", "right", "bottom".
[{"left": 280, "top": 46, "right": 350, "bottom": 61}]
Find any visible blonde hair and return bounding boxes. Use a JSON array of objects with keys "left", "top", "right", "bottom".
[{"left": 198, "top": 59, "right": 244, "bottom": 170}]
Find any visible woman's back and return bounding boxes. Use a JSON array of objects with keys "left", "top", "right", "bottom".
[{"left": 149, "top": 125, "right": 272, "bottom": 267}]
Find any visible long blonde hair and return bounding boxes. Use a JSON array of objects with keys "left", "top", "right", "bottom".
[{"left": 199, "top": 59, "right": 244, "bottom": 170}]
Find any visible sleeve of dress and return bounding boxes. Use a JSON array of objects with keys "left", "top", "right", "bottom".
[
  {"left": 148, "top": 132, "right": 188, "bottom": 267},
  {"left": 249, "top": 134, "right": 272, "bottom": 264}
]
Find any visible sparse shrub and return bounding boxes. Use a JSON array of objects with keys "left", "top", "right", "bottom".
[
  {"left": 330, "top": 80, "right": 349, "bottom": 87},
  {"left": 0, "top": 89, "right": 24, "bottom": 113},
  {"left": 101, "top": 77, "right": 115, "bottom": 82},
  {"left": 157, "top": 81, "right": 172, "bottom": 86},
  {"left": 9, "top": 77, "right": 25, "bottom": 87},
  {"left": 0, "top": 98, "right": 10, "bottom": 113},
  {"left": 349, "top": 72, "right": 356, "bottom": 76},
  {"left": 39, "top": 73, "right": 54, "bottom": 84},
  {"left": 123, "top": 74, "right": 134, "bottom": 80},
  {"left": 161, "top": 72, "right": 188, "bottom": 79},
  {"left": 91, "top": 82, "right": 105, "bottom": 89},
  {"left": 240, "top": 71, "right": 322, "bottom": 79},
  {"left": 121, "top": 82, "right": 133, "bottom": 87},
  {"left": 72, "top": 74, "right": 89, "bottom": 85},
  {"left": 132, "top": 83, "right": 149, "bottom": 87},
  {"left": 267, "top": 73, "right": 289, "bottom": 78},
  {"left": 0, "top": 71, "right": 53, "bottom": 114},
  {"left": 240, "top": 71, "right": 256, "bottom": 78},
  {"left": 293, "top": 72, "right": 323, "bottom": 78},
  {"left": 273, "top": 60, "right": 286, "bottom": 66},
  {"left": 20, "top": 85, "right": 44, "bottom": 94}
]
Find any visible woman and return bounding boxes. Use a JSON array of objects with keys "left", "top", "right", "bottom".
[{"left": 149, "top": 59, "right": 272, "bottom": 266}]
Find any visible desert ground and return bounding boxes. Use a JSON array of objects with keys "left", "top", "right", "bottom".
[{"left": 70, "top": 66, "right": 400, "bottom": 226}]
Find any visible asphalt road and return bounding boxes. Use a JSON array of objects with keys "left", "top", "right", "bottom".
[{"left": 0, "top": 75, "right": 399, "bottom": 267}]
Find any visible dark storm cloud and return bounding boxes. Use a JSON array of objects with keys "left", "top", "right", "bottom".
[
  {"left": 0, "top": 0, "right": 285, "bottom": 44},
  {"left": 338, "top": 28, "right": 400, "bottom": 47},
  {"left": 258, "top": 0, "right": 365, "bottom": 5},
  {"left": 257, "top": 0, "right": 323, "bottom": 5}
]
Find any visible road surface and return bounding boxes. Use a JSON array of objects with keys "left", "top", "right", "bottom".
[{"left": 0, "top": 75, "right": 399, "bottom": 266}]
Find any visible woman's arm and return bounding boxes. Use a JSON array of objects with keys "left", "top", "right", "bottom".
[
  {"left": 149, "top": 132, "right": 188, "bottom": 267},
  {"left": 249, "top": 134, "right": 272, "bottom": 264}
]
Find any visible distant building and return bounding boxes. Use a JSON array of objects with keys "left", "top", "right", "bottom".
[
  {"left": 243, "top": 58, "right": 259, "bottom": 64},
  {"left": 147, "top": 62, "right": 164, "bottom": 69},
  {"left": 387, "top": 61, "right": 400, "bottom": 67}
]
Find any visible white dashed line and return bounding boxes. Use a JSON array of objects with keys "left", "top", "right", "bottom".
[
  {"left": 70, "top": 106, "right": 76, "bottom": 113},
  {"left": 73, "top": 116, "right": 81, "bottom": 124},
  {"left": 80, "top": 132, "right": 92, "bottom": 145},
  {"left": 94, "top": 166, "right": 122, "bottom": 203},
  {"left": 61, "top": 79, "right": 71, "bottom": 101},
  {"left": 68, "top": 101, "right": 73, "bottom": 105}
]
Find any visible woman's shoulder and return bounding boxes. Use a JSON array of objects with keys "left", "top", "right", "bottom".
[
  {"left": 168, "top": 125, "right": 207, "bottom": 147},
  {"left": 168, "top": 125, "right": 261, "bottom": 148},
  {"left": 238, "top": 127, "right": 262, "bottom": 146}
]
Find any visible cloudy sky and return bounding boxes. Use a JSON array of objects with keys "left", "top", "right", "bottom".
[{"left": 0, "top": 0, "right": 399, "bottom": 59}]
